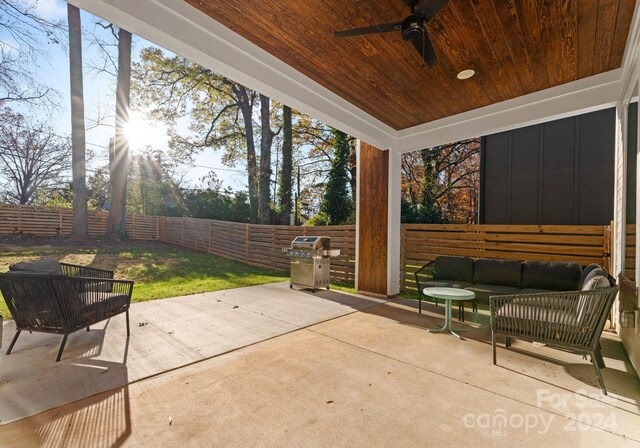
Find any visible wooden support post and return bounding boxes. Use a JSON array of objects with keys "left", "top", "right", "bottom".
[{"left": 357, "top": 142, "right": 389, "bottom": 296}]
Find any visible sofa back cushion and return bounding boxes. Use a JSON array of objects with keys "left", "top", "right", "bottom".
[
  {"left": 578, "top": 264, "right": 603, "bottom": 289},
  {"left": 521, "top": 261, "right": 582, "bottom": 291},
  {"left": 433, "top": 256, "right": 474, "bottom": 283},
  {"left": 577, "top": 272, "right": 613, "bottom": 322},
  {"left": 473, "top": 258, "right": 522, "bottom": 287},
  {"left": 9, "top": 259, "right": 63, "bottom": 274}
]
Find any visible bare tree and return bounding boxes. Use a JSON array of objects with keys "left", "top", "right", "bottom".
[
  {"left": 107, "top": 27, "right": 131, "bottom": 239},
  {"left": 67, "top": 3, "right": 88, "bottom": 241},
  {"left": 0, "top": 108, "right": 70, "bottom": 204},
  {"left": 0, "top": 0, "right": 65, "bottom": 107},
  {"left": 258, "top": 94, "right": 276, "bottom": 224}
]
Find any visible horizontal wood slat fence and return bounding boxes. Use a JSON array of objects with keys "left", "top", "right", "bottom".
[
  {"left": 2, "top": 205, "right": 617, "bottom": 292},
  {"left": 0, "top": 204, "right": 159, "bottom": 240},
  {"left": 401, "top": 224, "right": 612, "bottom": 294},
  {"left": 0, "top": 204, "right": 355, "bottom": 283},
  {"left": 158, "top": 216, "right": 356, "bottom": 282}
]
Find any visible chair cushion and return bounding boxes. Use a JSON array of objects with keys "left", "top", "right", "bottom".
[
  {"left": 433, "top": 256, "right": 474, "bottom": 283},
  {"left": 9, "top": 259, "right": 63, "bottom": 274},
  {"left": 521, "top": 261, "right": 582, "bottom": 291},
  {"left": 497, "top": 303, "right": 577, "bottom": 325},
  {"left": 465, "top": 284, "right": 520, "bottom": 302},
  {"left": 472, "top": 259, "right": 522, "bottom": 288}
]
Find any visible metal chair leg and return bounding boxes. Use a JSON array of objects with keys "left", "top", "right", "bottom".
[
  {"left": 593, "top": 347, "right": 606, "bottom": 369},
  {"left": 418, "top": 296, "right": 422, "bottom": 314},
  {"left": 87, "top": 327, "right": 90, "bottom": 331},
  {"left": 591, "top": 351, "right": 607, "bottom": 395},
  {"left": 505, "top": 336, "right": 512, "bottom": 348},
  {"left": 492, "top": 331, "right": 497, "bottom": 365},
  {"left": 56, "top": 335, "right": 68, "bottom": 362},
  {"left": 6, "top": 329, "right": 21, "bottom": 355},
  {"left": 126, "top": 309, "right": 130, "bottom": 336}
]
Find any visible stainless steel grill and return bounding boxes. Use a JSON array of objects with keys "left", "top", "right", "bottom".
[{"left": 283, "top": 236, "right": 340, "bottom": 292}]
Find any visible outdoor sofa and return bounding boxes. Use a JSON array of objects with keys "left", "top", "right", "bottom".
[
  {"left": 415, "top": 255, "right": 618, "bottom": 394},
  {"left": 0, "top": 259, "right": 133, "bottom": 362}
]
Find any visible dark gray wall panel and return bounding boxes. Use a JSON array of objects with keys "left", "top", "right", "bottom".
[
  {"left": 480, "top": 108, "right": 615, "bottom": 225},
  {"left": 481, "top": 132, "right": 510, "bottom": 224},
  {"left": 541, "top": 117, "right": 576, "bottom": 224},
  {"left": 577, "top": 109, "right": 615, "bottom": 225},
  {"left": 509, "top": 126, "right": 540, "bottom": 224}
]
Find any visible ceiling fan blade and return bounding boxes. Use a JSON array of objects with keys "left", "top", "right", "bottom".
[
  {"left": 415, "top": 0, "right": 449, "bottom": 20},
  {"left": 334, "top": 21, "right": 403, "bottom": 38},
  {"left": 410, "top": 29, "right": 438, "bottom": 67}
]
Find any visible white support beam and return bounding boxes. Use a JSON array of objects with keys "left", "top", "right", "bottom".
[
  {"left": 387, "top": 150, "right": 402, "bottom": 296},
  {"left": 397, "top": 70, "right": 622, "bottom": 153},
  {"left": 66, "top": 0, "right": 396, "bottom": 150}
]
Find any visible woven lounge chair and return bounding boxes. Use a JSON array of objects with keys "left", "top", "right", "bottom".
[
  {"left": 491, "top": 285, "right": 618, "bottom": 395},
  {"left": 0, "top": 259, "right": 133, "bottom": 362}
]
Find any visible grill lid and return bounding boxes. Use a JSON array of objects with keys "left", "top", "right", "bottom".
[{"left": 290, "top": 236, "right": 330, "bottom": 250}]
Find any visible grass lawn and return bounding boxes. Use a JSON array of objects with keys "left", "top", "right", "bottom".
[{"left": 0, "top": 239, "right": 354, "bottom": 319}]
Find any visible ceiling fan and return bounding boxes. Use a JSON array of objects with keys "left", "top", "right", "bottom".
[{"left": 333, "top": 0, "right": 449, "bottom": 67}]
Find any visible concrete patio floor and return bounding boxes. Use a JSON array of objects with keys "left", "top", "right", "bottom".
[{"left": 1, "top": 284, "right": 640, "bottom": 446}]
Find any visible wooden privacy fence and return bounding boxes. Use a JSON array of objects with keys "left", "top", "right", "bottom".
[
  {"left": 401, "top": 224, "right": 611, "bottom": 293},
  {"left": 0, "top": 204, "right": 159, "bottom": 240},
  {"left": 157, "top": 217, "right": 356, "bottom": 282},
  {"left": 2, "top": 204, "right": 620, "bottom": 291}
]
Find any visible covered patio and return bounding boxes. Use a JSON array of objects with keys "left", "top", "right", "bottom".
[
  {"left": 1, "top": 284, "right": 639, "bottom": 446},
  {"left": 3, "top": 0, "right": 640, "bottom": 444}
]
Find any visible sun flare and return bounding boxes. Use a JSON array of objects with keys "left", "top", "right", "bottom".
[{"left": 123, "top": 111, "right": 156, "bottom": 153}]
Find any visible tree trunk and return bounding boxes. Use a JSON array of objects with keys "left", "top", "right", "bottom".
[
  {"left": 258, "top": 94, "right": 273, "bottom": 224},
  {"left": 68, "top": 4, "right": 88, "bottom": 242},
  {"left": 348, "top": 142, "right": 357, "bottom": 201},
  {"left": 108, "top": 27, "right": 132, "bottom": 239},
  {"left": 234, "top": 84, "right": 258, "bottom": 223},
  {"left": 278, "top": 105, "right": 293, "bottom": 224}
]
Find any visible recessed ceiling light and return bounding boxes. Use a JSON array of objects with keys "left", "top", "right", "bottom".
[{"left": 457, "top": 69, "right": 475, "bottom": 80}]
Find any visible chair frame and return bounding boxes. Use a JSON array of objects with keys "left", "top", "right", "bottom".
[
  {"left": 490, "top": 287, "right": 618, "bottom": 395},
  {"left": 1, "top": 263, "right": 133, "bottom": 362}
]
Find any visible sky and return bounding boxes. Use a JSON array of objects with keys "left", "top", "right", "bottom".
[{"left": 10, "top": 0, "right": 247, "bottom": 191}]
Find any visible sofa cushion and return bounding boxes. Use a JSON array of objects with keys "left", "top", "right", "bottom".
[
  {"left": 465, "top": 283, "right": 520, "bottom": 302},
  {"left": 421, "top": 279, "right": 473, "bottom": 290},
  {"left": 521, "top": 261, "right": 582, "bottom": 291},
  {"left": 472, "top": 258, "right": 522, "bottom": 288},
  {"left": 9, "top": 259, "right": 63, "bottom": 274},
  {"left": 581, "top": 267, "right": 615, "bottom": 288},
  {"left": 433, "top": 256, "right": 474, "bottom": 283},
  {"left": 576, "top": 274, "right": 612, "bottom": 322},
  {"left": 578, "top": 264, "right": 602, "bottom": 289}
]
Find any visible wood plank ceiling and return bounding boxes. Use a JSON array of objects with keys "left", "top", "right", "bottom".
[{"left": 185, "top": 0, "right": 636, "bottom": 131}]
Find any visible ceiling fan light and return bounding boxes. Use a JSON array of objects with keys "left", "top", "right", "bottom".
[{"left": 457, "top": 69, "right": 475, "bottom": 80}]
